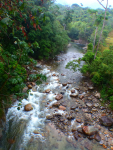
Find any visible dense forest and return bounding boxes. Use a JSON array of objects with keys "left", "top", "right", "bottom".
[{"left": 0, "top": 0, "right": 113, "bottom": 118}]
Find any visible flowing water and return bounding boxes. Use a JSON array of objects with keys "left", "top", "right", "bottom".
[{"left": 2, "top": 43, "right": 103, "bottom": 150}]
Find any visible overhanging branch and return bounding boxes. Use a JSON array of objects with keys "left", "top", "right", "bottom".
[{"left": 97, "top": 0, "right": 106, "bottom": 9}]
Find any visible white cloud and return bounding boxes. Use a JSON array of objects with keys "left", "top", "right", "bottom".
[{"left": 55, "top": 0, "right": 113, "bottom": 9}]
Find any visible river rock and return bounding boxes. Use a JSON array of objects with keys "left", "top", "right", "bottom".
[
  {"left": 76, "top": 118, "right": 82, "bottom": 123},
  {"left": 99, "top": 116, "right": 113, "bottom": 127},
  {"left": 59, "top": 106, "right": 66, "bottom": 111},
  {"left": 46, "top": 114, "right": 53, "bottom": 120},
  {"left": 95, "top": 93, "right": 100, "bottom": 99},
  {"left": 55, "top": 94, "right": 63, "bottom": 100},
  {"left": 70, "top": 91, "right": 78, "bottom": 97},
  {"left": 31, "top": 82, "right": 36, "bottom": 86},
  {"left": 71, "top": 89, "right": 75, "bottom": 93},
  {"left": 32, "top": 86, "right": 37, "bottom": 92},
  {"left": 79, "top": 95, "right": 84, "bottom": 99},
  {"left": 62, "top": 83, "right": 67, "bottom": 86},
  {"left": 61, "top": 73, "right": 65, "bottom": 76},
  {"left": 94, "top": 133, "right": 101, "bottom": 142},
  {"left": 73, "top": 131, "right": 79, "bottom": 140},
  {"left": 88, "top": 86, "right": 94, "bottom": 90},
  {"left": 45, "top": 89, "right": 51, "bottom": 93},
  {"left": 24, "top": 103, "right": 33, "bottom": 111},
  {"left": 23, "top": 86, "right": 28, "bottom": 93},
  {"left": 82, "top": 126, "right": 98, "bottom": 136},
  {"left": 27, "top": 84, "right": 32, "bottom": 89},
  {"left": 52, "top": 102, "right": 60, "bottom": 107},
  {"left": 84, "top": 141, "right": 93, "bottom": 150},
  {"left": 86, "top": 103, "right": 93, "bottom": 107},
  {"left": 93, "top": 103, "right": 99, "bottom": 107}
]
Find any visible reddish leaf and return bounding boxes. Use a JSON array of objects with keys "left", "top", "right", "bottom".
[
  {"left": 27, "top": 24, "right": 29, "bottom": 28},
  {"left": 20, "top": 13, "right": 22, "bottom": 18},
  {"left": 24, "top": 18, "right": 26, "bottom": 23},
  {"left": 38, "top": 25, "right": 42, "bottom": 31},
  {"left": 8, "top": 6, "right": 11, "bottom": 11},
  {"left": 33, "top": 23, "right": 37, "bottom": 30},
  {"left": 16, "top": 26, "right": 20, "bottom": 30}
]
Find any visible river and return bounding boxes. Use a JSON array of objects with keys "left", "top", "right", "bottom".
[{"left": 1, "top": 43, "right": 105, "bottom": 150}]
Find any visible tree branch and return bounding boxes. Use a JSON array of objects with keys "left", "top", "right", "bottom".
[{"left": 97, "top": 0, "right": 106, "bottom": 9}]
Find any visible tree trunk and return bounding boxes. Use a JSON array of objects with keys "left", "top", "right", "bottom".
[
  {"left": 94, "top": 0, "right": 108, "bottom": 59},
  {"left": 93, "top": 26, "right": 98, "bottom": 52}
]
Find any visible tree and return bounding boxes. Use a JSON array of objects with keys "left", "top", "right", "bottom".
[
  {"left": 93, "top": 14, "right": 104, "bottom": 51},
  {"left": 94, "top": 0, "right": 108, "bottom": 59}
]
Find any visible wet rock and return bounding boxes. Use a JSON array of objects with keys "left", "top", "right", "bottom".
[
  {"left": 95, "top": 92, "right": 100, "bottom": 99},
  {"left": 27, "top": 84, "right": 32, "bottom": 89},
  {"left": 82, "top": 126, "right": 98, "bottom": 136},
  {"left": 46, "top": 114, "right": 53, "bottom": 120},
  {"left": 66, "top": 136, "right": 73, "bottom": 143},
  {"left": 70, "top": 91, "right": 78, "bottom": 98},
  {"left": 84, "top": 141, "right": 93, "bottom": 150},
  {"left": 76, "top": 118, "right": 82, "bottom": 123},
  {"left": 84, "top": 113, "right": 92, "bottom": 121},
  {"left": 61, "top": 73, "right": 65, "bottom": 76},
  {"left": 92, "top": 108, "right": 98, "bottom": 112},
  {"left": 52, "top": 102, "right": 60, "bottom": 107},
  {"left": 67, "top": 113, "right": 75, "bottom": 120},
  {"left": 32, "top": 86, "right": 37, "bottom": 92},
  {"left": 52, "top": 74, "right": 56, "bottom": 76},
  {"left": 33, "top": 130, "right": 39, "bottom": 134},
  {"left": 71, "top": 89, "right": 75, "bottom": 93},
  {"left": 45, "top": 89, "right": 51, "bottom": 93},
  {"left": 73, "top": 131, "right": 79, "bottom": 140},
  {"left": 24, "top": 103, "right": 33, "bottom": 111},
  {"left": 62, "top": 83, "right": 67, "bottom": 86},
  {"left": 55, "top": 94, "right": 63, "bottom": 100},
  {"left": 59, "top": 106, "right": 66, "bottom": 111},
  {"left": 77, "top": 128, "right": 83, "bottom": 134},
  {"left": 23, "top": 86, "right": 28, "bottom": 93},
  {"left": 94, "top": 133, "right": 101, "bottom": 142},
  {"left": 88, "top": 86, "right": 94, "bottom": 90},
  {"left": 71, "top": 106, "right": 76, "bottom": 110},
  {"left": 31, "top": 82, "right": 36, "bottom": 86},
  {"left": 93, "top": 103, "right": 99, "bottom": 107},
  {"left": 86, "top": 103, "right": 93, "bottom": 107},
  {"left": 79, "top": 95, "right": 84, "bottom": 99},
  {"left": 99, "top": 116, "right": 113, "bottom": 127},
  {"left": 60, "top": 91, "right": 65, "bottom": 95},
  {"left": 36, "top": 64, "right": 42, "bottom": 68}
]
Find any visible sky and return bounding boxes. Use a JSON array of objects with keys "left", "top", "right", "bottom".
[{"left": 55, "top": 0, "right": 113, "bottom": 9}]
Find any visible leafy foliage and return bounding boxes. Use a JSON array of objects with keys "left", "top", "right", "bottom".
[
  {"left": 66, "top": 47, "right": 113, "bottom": 109},
  {"left": 0, "top": 0, "right": 69, "bottom": 117}
]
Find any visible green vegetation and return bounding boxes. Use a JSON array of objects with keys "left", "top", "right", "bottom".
[
  {"left": 66, "top": 43, "right": 113, "bottom": 109},
  {"left": 0, "top": 0, "right": 69, "bottom": 117},
  {"left": 66, "top": 1, "right": 113, "bottom": 109},
  {"left": 1, "top": 0, "right": 113, "bottom": 117}
]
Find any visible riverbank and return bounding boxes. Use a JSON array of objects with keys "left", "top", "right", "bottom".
[{"left": 1, "top": 43, "right": 113, "bottom": 150}]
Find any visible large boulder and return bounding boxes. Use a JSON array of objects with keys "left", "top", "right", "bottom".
[
  {"left": 24, "top": 104, "right": 33, "bottom": 111},
  {"left": 82, "top": 126, "right": 98, "bottom": 136},
  {"left": 99, "top": 116, "right": 113, "bottom": 127}
]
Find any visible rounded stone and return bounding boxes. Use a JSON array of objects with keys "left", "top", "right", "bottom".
[{"left": 24, "top": 103, "right": 33, "bottom": 111}]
